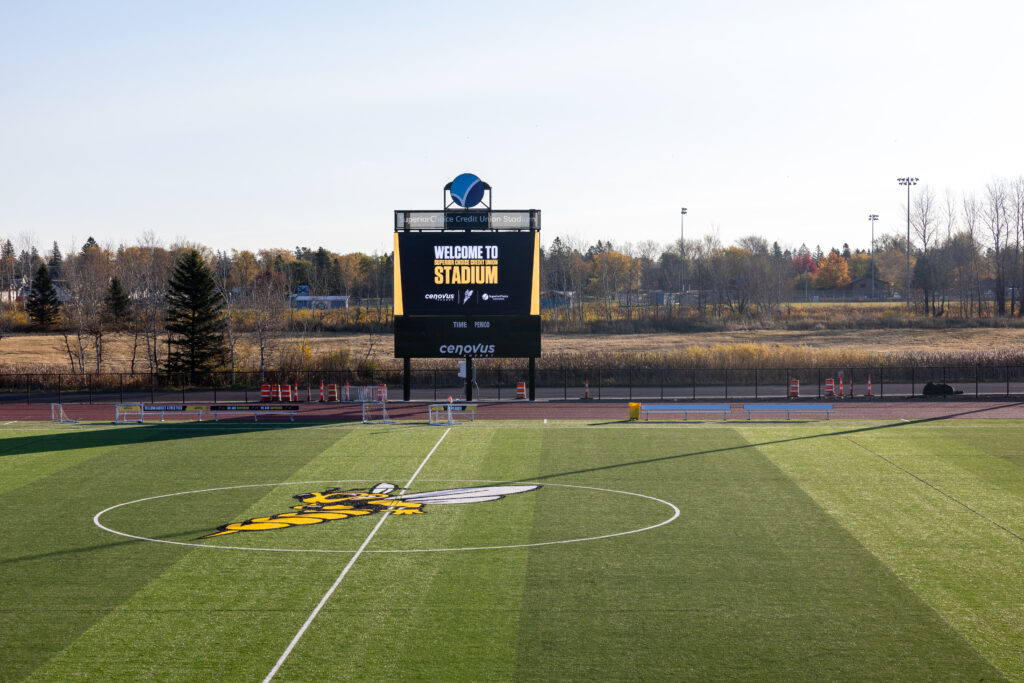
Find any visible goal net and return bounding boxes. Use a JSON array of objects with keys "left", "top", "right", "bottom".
[
  {"left": 50, "top": 403, "right": 79, "bottom": 424},
  {"left": 361, "top": 401, "right": 394, "bottom": 424},
  {"left": 115, "top": 404, "right": 144, "bottom": 424}
]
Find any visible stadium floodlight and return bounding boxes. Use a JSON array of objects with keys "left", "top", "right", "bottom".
[
  {"left": 897, "top": 178, "right": 919, "bottom": 307},
  {"left": 680, "top": 207, "right": 687, "bottom": 294},
  {"left": 868, "top": 214, "right": 879, "bottom": 299}
]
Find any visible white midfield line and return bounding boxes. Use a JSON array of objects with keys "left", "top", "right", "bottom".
[{"left": 263, "top": 427, "right": 451, "bottom": 683}]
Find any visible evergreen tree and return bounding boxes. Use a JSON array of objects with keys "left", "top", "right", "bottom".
[
  {"left": 48, "top": 242, "right": 63, "bottom": 279},
  {"left": 0, "top": 240, "right": 15, "bottom": 291},
  {"left": 164, "top": 249, "right": 227, "bottom": 376},
  {"left": 104, "top": 276, "right": 131, "bottom": 324},
  {"left": 81, "top": 236, "right": 98, "bottom": 253},
  {"left": 26, "top": 263, "right": 61, "bottom": 327}
]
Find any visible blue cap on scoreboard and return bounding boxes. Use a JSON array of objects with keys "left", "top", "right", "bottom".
[{"left": 449, "top": 173, "right": 486, "bottom": 208}]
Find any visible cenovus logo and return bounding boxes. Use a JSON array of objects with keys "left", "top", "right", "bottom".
[{"left": 449, "top": 173, "right": 486, "bottom": 208}]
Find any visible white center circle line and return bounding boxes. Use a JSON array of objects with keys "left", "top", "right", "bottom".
[{"left": 94, "top": 480, "right": 680, "bottom": 553}]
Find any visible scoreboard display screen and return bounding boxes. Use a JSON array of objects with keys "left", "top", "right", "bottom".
[
  {"left": 394, "top": 230, "right": 541, "bottom": 358},
  {"left": 394, "top": 232, "right": 539, "bottom": 316}
]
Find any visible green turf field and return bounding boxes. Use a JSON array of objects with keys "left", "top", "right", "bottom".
[{"left": 2, "top": 418, "right": 1023, "bottom": 681}]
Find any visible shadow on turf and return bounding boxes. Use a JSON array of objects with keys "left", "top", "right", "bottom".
[
  {"left": 514, "top": 402, "right": 1024, "bottom": 484},
  {"left": 0, "top": 528, "right": 211, "bottom": 567},
  {"left": 0, "top": 422, "right": 311, "bottom": 457}
]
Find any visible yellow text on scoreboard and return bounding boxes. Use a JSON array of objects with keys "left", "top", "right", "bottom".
[{"left": 433, "top": 244, "right": 499, "bottom": 284}]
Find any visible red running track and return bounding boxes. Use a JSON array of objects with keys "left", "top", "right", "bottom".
[{"left": 5, "top": 399, "right": 1024, "bottom": 424}]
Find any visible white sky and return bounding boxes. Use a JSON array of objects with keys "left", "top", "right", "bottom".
[{"left": 3, "top": 0, "right": 1023, "bottom": 257}]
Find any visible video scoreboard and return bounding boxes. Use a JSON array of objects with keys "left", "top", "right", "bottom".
[{"left": 393, "top": 208, "right": 541, "bottom": 359}]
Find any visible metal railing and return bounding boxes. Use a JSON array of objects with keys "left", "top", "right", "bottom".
[{"left": 2, "top": 366, "right": 1023, "bottom": 404}]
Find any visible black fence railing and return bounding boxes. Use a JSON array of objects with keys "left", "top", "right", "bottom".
[{"left": 2, "top": 366, "right": 1023, "bottom": 404}]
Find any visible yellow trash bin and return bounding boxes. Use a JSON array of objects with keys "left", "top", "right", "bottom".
[{"left": 628, "top": 402, "right": 641, "bottom": 421}]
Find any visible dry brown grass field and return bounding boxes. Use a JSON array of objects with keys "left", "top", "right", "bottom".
[{"left": 2, "top": 327, "right": 1022, "bottom": 372}]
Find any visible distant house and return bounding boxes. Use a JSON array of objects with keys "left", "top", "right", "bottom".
[
  {"left": 846, "top": 275, "right": 891, "bottom": 299},
  {"left": 290, "top": 294, "right": 350, "bottom": 310},
  {"left": 647, "top": 290, "right": 680, "bottom": 306},
  {"left": 11, "top": 282, "right": 72, "bottom": 303},
  {"left": 540, "top": 290, "right": 574, "bottom": 309}
]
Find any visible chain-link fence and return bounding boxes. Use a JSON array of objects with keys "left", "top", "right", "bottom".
[{"left": 2, "top": 366, "right": 1023, "bottom": 403}]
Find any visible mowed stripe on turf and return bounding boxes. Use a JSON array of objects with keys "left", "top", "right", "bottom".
[
  {"left": 0, "top": 425, "right": 172, "bottom": 497},
  {"left": 1, "top": 424, "right": 355, "bottom": 682},
  {"left": 19, "top": 426, "right": 460, "bottom": 681},
  {"left": 753, "top": 420, "right": 1024, "bottom": 679},
  {"left": 261, "top": 426, "right": 545, "bottom": 680},
  {"left": 512, "top": 426, "right": 1002, "bottom": 680}
]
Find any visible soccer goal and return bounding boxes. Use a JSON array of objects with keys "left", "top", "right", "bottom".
[
  {"left": 114, "top": 404, "right": 144, "bottom": 424},
  {"left": 50, "top": 403, "right": 79, "bottom": 424},
  {"left": 361, "top": 401, "right": 394, "bottom": 424}
]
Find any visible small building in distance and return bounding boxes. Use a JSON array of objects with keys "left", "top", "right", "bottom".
[
  {"left": 289, "top": 285, "right": 349, "bottom": 310},
  {"left": 540, "top": 290, "right": 574, "bottom": 309},
  {"left": 846, "top": 275, "right": 892, "bottom": 300}
]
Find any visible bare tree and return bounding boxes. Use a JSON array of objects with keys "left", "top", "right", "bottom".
[
  {"left": 213, "top": 250, "right": 240, "bottom": 383},
  {"left": 912, "top": 186, "right": 939, "bottom": 254},
  {"left": 984, "top": 180, "right": 1010, "bottom": 315},
  {"left": 942, "top": 189, "right": 958, "bottom": 240},
  {"left": 118, "top": 232, "right": 174, "bottom": 373},
  {"left": 60, "top": 244, "right": 113, "bottom": 372},
  {"left": 247, "top": 270, "right": 287, "bottom": 383},
  {"left": 1011, "top": 177, "right": 1024, "bottom": 316},
  {"left": 961, "top": 193, "right": 983, "bottom": 316}
]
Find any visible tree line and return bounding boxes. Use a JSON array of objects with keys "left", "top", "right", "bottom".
[
  {"left": 2, "top": 236, "right": 394, "bottom": 377},
  {"left": 2, "top": 176, "right": 1023, "bottom": 372},
  {"left": 542, "top": 178, "right": 1024, "bottom": 320}
]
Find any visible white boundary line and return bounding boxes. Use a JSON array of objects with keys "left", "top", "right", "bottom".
[
  {"left": 93, "top": 480, "right": 680, "bottom": 554},
  {"left": 262, "top": 427, "right": 450, "bottom": 683}
]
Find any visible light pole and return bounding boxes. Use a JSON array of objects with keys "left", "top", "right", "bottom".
[
  {"left": 897, "top": 177, "right": 918, "bottom": 308},
  {"left": 680, "top": 207, "right": 687, "bottom": 295},
  {"left": 868, "top": 214, "right": 878, "bottom": 299}
]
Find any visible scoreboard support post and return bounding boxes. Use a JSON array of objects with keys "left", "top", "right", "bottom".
[
  {"left": 465, "top": 356, "right": 474, "bottom": 401},
  {"left": 403, "top": 357, "right": 411, "bottom": 401},
  {"left": 529, "top": 357, "right": 536, "bottom": 401}
]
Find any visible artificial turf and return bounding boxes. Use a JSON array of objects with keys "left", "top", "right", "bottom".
[{"left": 1, "top": 419, "right": 1021, "bottom": 681}]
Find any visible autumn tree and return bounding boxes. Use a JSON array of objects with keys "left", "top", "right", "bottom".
[
  {"left": 790, "top": 249, "right": 818, "bottom": 302},
  {"left": 815, "top": 251, "right": 851, "bottom": 291}
]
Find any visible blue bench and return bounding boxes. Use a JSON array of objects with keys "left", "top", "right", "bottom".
[
  {"left": 640, "top": 404, "right": 731, "bottom": 421},
  {"left": 743, "top": 404, "right": 833, "bottom": 420}
]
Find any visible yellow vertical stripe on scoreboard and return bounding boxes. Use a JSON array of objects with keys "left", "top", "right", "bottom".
[
  {"left": 531, "top": 232, "right": 540, "bottom": 315},
  {"left": 393, "top": 233, "right": 403, "bottom": 316}
]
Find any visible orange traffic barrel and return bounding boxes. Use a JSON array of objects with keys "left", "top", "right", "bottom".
[
  {"left": 260, "top": 384, "right": 271, "bottom": 402},
  {"left": 326, "top": 384, "right": 339, "bottom": 402},
  {"left": 516, "top": 381, "right": 526, "bottom": 399},
  {"left": 788, "top": 378, "right": 800, "bottom": 398}
]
